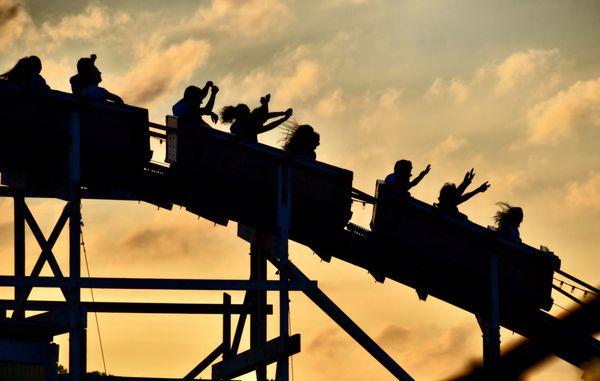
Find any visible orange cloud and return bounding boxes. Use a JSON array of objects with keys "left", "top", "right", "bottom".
[
  {"left": 41, "top": 5, "right": 131, "bottom": 44},
  {"left": 527, "top": 77, "right": 600, "bottom": 144},
  {"left": 316, "top": 89, "right": 347, "bottom": 117},
  {"left": 0, "top": 0, "right": 31, "bottom": 50},
  {"left": 566, "top": 171, "right": 600, "bottom": 213},
  {"left": 191, "top": 0, "right": 289, "bottom": 37},
  {"left": 495, "top": 49, "right": 561, "bottom": 94},
  {"left": 425, "top": 78, "right": 469, "bottom": 103},
  {"left": 115, "top": 39, "right": 211, "bottom": 105}
]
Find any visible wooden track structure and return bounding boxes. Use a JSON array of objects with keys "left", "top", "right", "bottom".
[{"left": 0, "top": 82, "right": 598, "bottom": 380}]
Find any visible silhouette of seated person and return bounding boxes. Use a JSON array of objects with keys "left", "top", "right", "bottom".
[
  {"left": 384, "top": 160, "right": 431, "bottom": 196},
  {"left": 69, "top": 54, "right": 123, "bottom": 103},
  {"left": 283, "top": 123, "right": 320, "bottom": 160},
  {"left": 493, "top": 202, "right": 523, "bottom": 242},
  {"left": 1, "top": 56, "right": 50, "bottom": 91},
  {"left": 436, "top": 169, "right": 490, "bottom": 215},
  {"left": 221, "top": 94, "right": 292, "bottom": 143},
  {"left": 172, "top": 82, "right": 219, "bottom": 132}
]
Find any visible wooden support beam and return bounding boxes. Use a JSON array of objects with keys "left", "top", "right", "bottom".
[
  {"left": 13, "top": 190, "right": 25, "bottom": 320},
  {"left": 0, "top": 276, "right": 316, "bottom": 291},
  {"left": 12, "top": 203, "right": 72, "bottom": 318},
  {"left": 212, "top": 335, "right": 301, "bottom": 380},
  {"left": 0, "top": 300, "right": 272, "bottom": 315},
  {"left": 268, "top": 257, "right": 415, "bottom": 381},
  {"left": 231, "top": 293, "right": 249, "bottom": 354},
  {"left": 183, "top": 344, "right": 224, "bottom": 380},
  {"left": 223, "top": 293, "right": 232, "bottom": 359}
]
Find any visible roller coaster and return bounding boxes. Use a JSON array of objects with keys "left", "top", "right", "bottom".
[{"left": 0, "top": 80, "right": 598, "bottom": 380}]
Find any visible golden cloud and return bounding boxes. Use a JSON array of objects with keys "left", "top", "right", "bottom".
[
  {"left": 425, "top": 78, "right": 469, "bottom": 103},
  {"left": 191, "top": 0, "right": 289, "bottom": 37},
  {"left": 41, "top": 5, "right": 131, "bottom": 44},
  {"left": 114, "top": 39, "right": 211, "bottom": 105},
  {"left": 495, "top": 49, "right": 561, "bottom": 94},
  {"left": 527, "top": 77, "right": 600, "bottom": 144},
  {"left": 566, "top": 171, "right": 600, "bottom": 213},
  {"left": 0, "top": 0, "right": 30, "bottom": 51}
]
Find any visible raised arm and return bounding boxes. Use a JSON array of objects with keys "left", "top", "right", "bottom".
[
  {"left": 409, "top": 164, "right": 431, "bottom": 188},
  {"left": 456, "top": 168, "right": 475, "bottom": 196},
  {"left": 457, "top": 181, "right": 490, "bottom": 205},
  {"left": 257, "top": 108, "right": 293, "bottom": 134},
  {"left": 204, "top": 85, "right": 218, "bottom": 112},
  {"left": 202, "top": 86, "right": 219, "bottom": 123}
]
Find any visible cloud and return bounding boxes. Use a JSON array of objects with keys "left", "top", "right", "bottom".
[
  {"left": 275, "top": 60, "right": 322, "bottom": 105},
  {"left": 218, "top": 57, "right": 323, "bottom": 109},
  {"left": 316, "top": 89, "right": 347, "bottom": 117},
  {"left": 526, "top": 77, "right": 600, "bottom": 144},
  {"left": 494, "top": 49, "right": 562, "bottom": 94},
  {"left": 428, "top": 135, "right": 469, "bottom": 163},
  {"left": 376, "top": 325, "right": 411, "bottom": 352},
  {"left": 41, "top": 5, "right": 130, "bottom": 44},
  {"left": 357, "top": 88, "right": 404, "bottom": 131},
  {"left": 114, "top": 38, "right": 211, "bottom": 105},
  {"left": 307, "top": 328, "right": 346, "bottom": 359},
  {"left": 566, "top": 171, "right": 600, "bottom": 214},
  {"left": 0, "top": 0, "right": 31, "bottom": 50},
  {"left": 190, "top": 0, "right": 289, "bottom": 37},
  {"left": 425, "top": 78, "right": 469, "bottom": 103}
]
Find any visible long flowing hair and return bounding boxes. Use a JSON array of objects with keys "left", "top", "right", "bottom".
[
  {"left": 220, "top": 104, "right": 250, "bottom": 124},
  {"left": 281, "top": 121, "right": 316, "bottom": 151},
  {"left": 1, "top": 57, "right": 33, "bottom": 83},
  {"left": 494, "top": 202, "right": 523, "bottom": 229}
]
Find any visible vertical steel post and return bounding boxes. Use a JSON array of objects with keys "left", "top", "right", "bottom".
[
  {"left": 68, "top": 111, "right": 85, "bottom": 381},
  {"left": 223, "top": 293, "right": 232, "bottom": 360},
  {"left": 13, "top": 190, "right": 25, "bottom": 320},
  {"left": 250, "top": 238, "right": 267, "bottom": 381},
  {"left": 276, "top": 164, "right": 291, "bottom": 381},
  {"left": 479, "top": 254, "right": 501, "bottom": 369}
]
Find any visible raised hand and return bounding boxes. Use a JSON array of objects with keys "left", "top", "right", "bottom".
[
  {"left": 422, "top": 164, "right": 431, "bottom": 175},
  {"left": 210, "top": 112, "right": 219, "bottom": 123},
  {"left": 285, "top": 108, "right": 293, "bottom": 117},
  {"left": 212, "top": 85, "right": 219, "bottom": 94},
  {"left": 260, "top": 93, "right": 271, "bottom": 105},
  {"left": 463, "top": 168, "right": 475, "bottom": 184},
  {"left": 477, "top": 181, "right": 490, "bottom": 192},
  {"left": 206, "top": 81, "right": 214, "bottom": 88}
]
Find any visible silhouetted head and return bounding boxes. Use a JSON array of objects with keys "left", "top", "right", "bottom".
[
  {"left": 76, "top": 54, "right": 101, "bottom": 87},
  {"left": 310, "top": 131, "right": 321, "bottom": 150},
  {"left": 1, "top": 56, "right": 34, "bottom": 83},
  {"left": 220, "top": 104, "right": 251, "bottom": 124},
  {"left": 183, "top": 85, "right": 209, "bottom": 107},
  {"left": 28, "top": 56, "right": 42, "bottom": 74},
  {"left": 283, "top": 123, "right": 319, "bottom": 155},
  {"left": 394, "top": 159, "right": 412, "bottom": 181},
  {"left": 438, "top": 183, "right": 458, "bottom": 205},
  {"left": 494, "top": 202, "right": 523, "bottom": 230}
]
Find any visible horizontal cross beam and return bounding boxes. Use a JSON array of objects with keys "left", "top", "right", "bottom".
[
  {"left": 0, "top": 276, "right": 316, "bottom": 291},
  {"left": 0, "top": 300, "right": 273, "bottom": 315}
]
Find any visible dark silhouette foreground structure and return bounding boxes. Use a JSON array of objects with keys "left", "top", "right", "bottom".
[{"left": 0, "top": 65, "right": 598, "bottom": 380}]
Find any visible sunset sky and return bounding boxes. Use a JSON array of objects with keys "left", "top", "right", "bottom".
[{"left": 1, "top": 0, "right": 599, "bottom": 379}]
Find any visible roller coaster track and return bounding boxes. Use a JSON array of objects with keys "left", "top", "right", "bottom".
[{"left": 0, "top": 84, "right": 597, "bottom": 378}]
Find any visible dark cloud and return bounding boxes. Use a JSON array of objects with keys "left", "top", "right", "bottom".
[
  {"left": 122, "top": 226, "right": 191, "bottom": 257},
  {"left": 307, "top": 327, "right": 346, "bottom": 360},
  {"left": 0, "top": 2, "right": 20, "bottom": 25},
  {"left": 376, "top": 324, "right": 411, "bottom": 352}
]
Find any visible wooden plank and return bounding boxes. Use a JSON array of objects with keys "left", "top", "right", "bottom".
[{"left": 212, "top": 334, "right": 300, "bottom": 380}]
